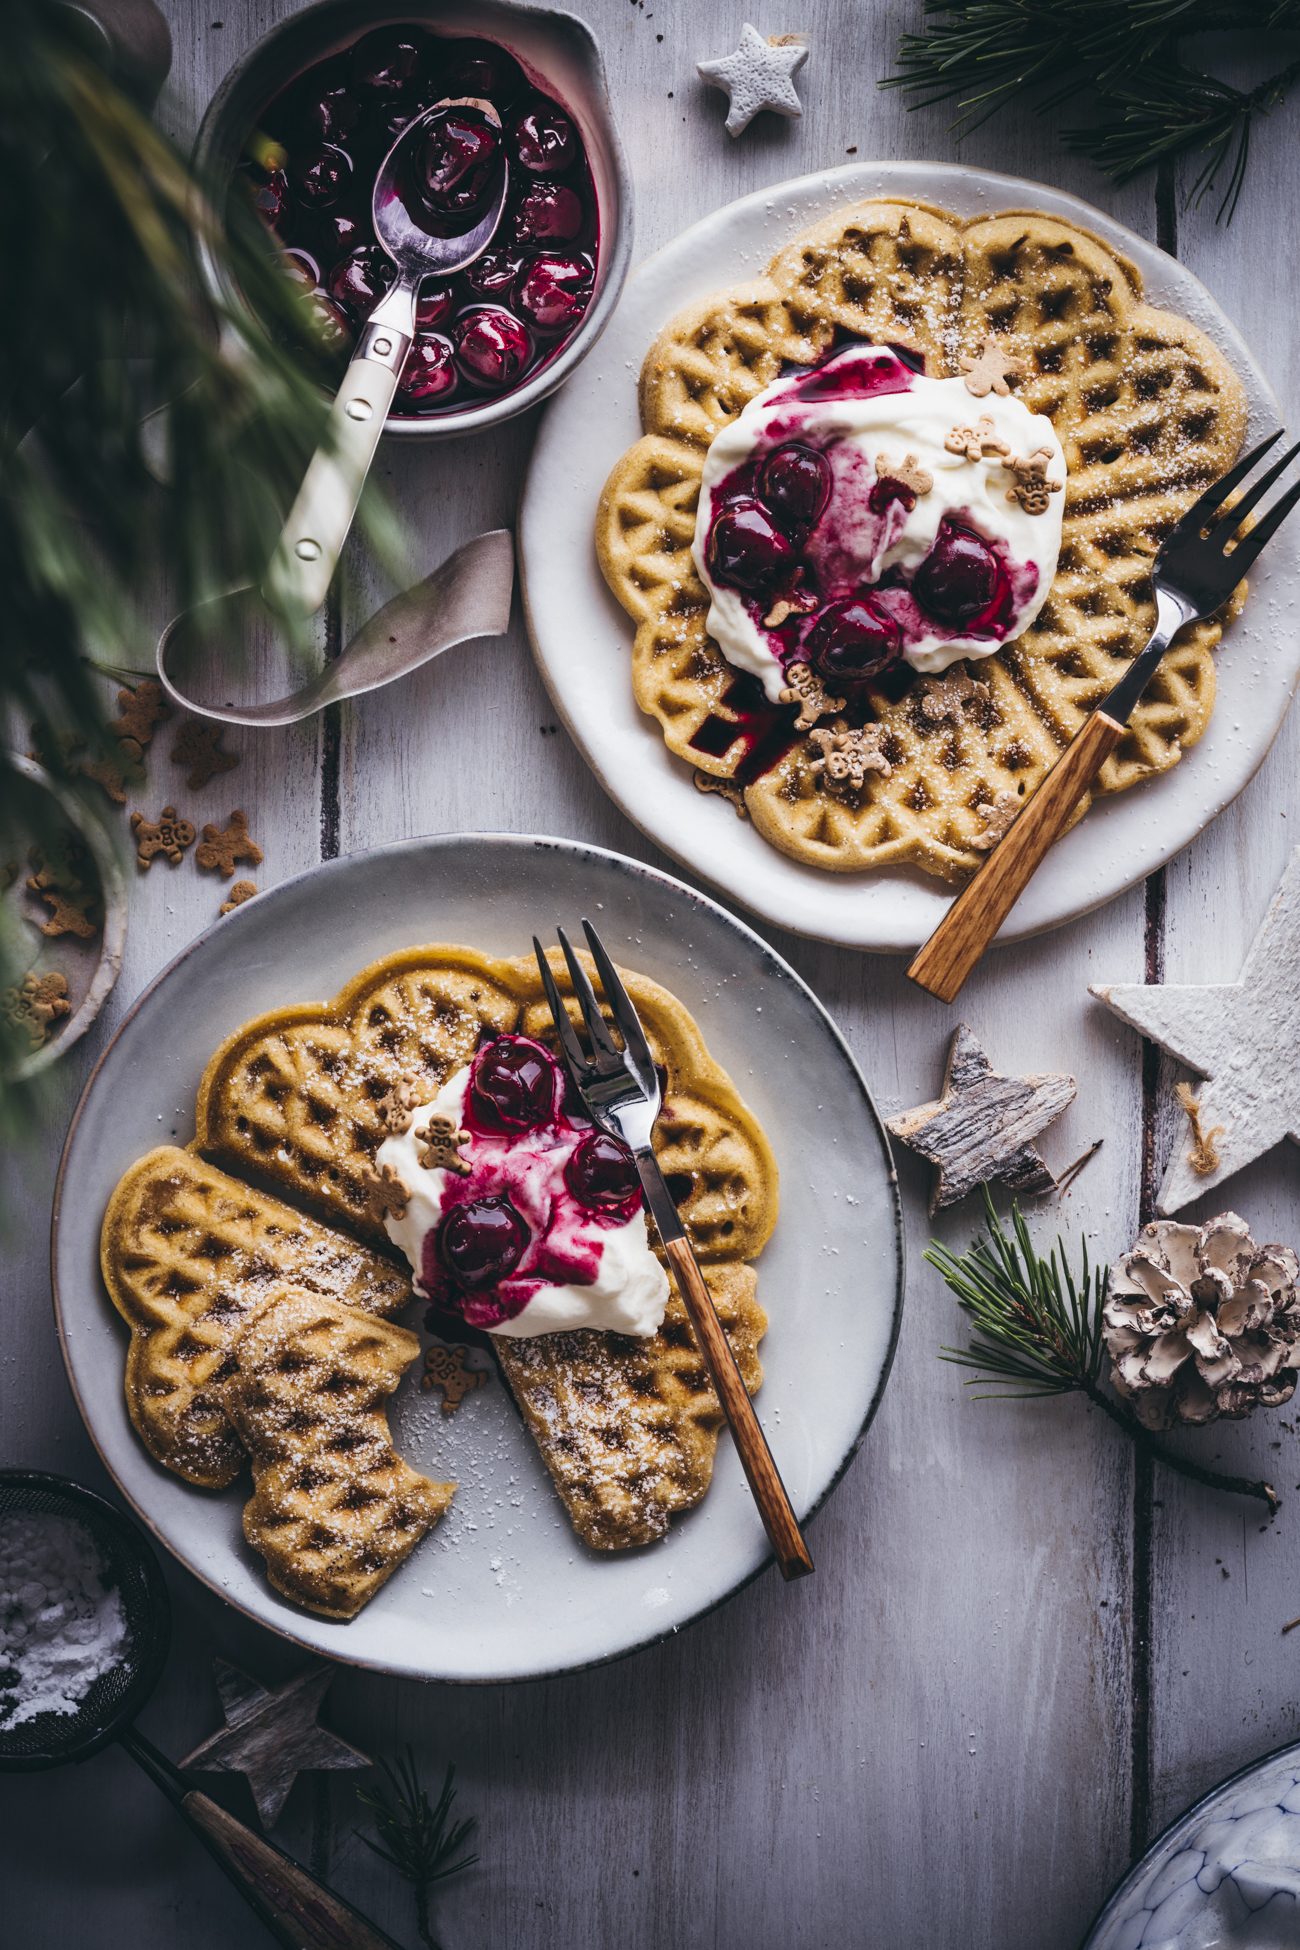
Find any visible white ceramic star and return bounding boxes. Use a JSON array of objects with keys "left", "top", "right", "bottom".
[
  {"left": 698, "top": 24, "right": 809, "bottom": 137},
  {"left": 1091, "top": 847, "right": 1300, "bottom": 1214}
]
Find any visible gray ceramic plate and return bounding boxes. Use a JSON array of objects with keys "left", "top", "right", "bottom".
[{"left": 52, "top": 834, "right": 903, "bottom": 1682}]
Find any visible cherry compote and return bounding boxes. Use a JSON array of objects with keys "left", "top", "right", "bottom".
[
  {"left": 244, "top": 26, "right": 599, "bottom": 417},
  {"left": 438, "top": 1195, "right": 529, "bottom": 1288},
  {"left": 706, "top": 500, "right": 794, "bottom": 594},
  {"left": 565, "top": 1132, "right": 640, "bottom": 1211},
  {"left": 467, "top": 1035, "right": 557, "bottom": 1134},
  {"left": 806, "top": 596, "right": 904, "bottom": 684},
  {"left": 756, "top": 443, "right": 831, "bottom": 540},
  {"left": 911, "top": 520, "right": 1002, "bottom": 627}
]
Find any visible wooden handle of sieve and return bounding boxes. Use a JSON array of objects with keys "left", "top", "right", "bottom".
[{"left": 907, "top": 710, "right": 1127, "bottom": 1004}]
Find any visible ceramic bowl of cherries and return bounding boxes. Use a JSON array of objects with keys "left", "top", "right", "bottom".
[{"left": 197, "top": 5, "right": 630, "bottom": 434}]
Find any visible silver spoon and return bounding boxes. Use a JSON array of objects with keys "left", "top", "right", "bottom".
[{"left": 265, "top": 97, "right": 508, "bottom": 617}]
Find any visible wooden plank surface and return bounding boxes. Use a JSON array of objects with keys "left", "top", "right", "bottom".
[{"left": 1, "top": 4, "right": 1295, "bottom": 1946}]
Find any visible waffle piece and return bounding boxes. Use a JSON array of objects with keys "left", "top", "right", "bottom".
[
  {"left": 222, "top": 1287, "right": 454, "bottom": 1619},
  {"left": 100, "top": 1146, "right": 411, "bottom": 1489},
  {"left": 497, "top": 1262, "right": 765, "bottom": 1549},
  {"left": 193, "top": 945, "right": 777, "bottom": 1546},
  {"left": 597, "top": 199, "right": 1249, "bottom": 880}
]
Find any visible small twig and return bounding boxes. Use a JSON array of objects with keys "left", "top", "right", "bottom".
[
  {"left": 1281, "top": 1613, "right": 1300, "bottom": 1636},
  {"left": 1079, "top": 1375, "right": 1279, "bottom": 1515},
  {"left": 1052, "top": 1137, "right": 1104, "bottom": 1198}
]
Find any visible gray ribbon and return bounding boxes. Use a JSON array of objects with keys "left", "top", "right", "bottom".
[{"left": 156, "top": 529, "right": 515, "bottom": 727}]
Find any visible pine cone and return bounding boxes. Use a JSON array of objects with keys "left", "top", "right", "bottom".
[{"left": 1104, "top": 1214, "right": 1300, "bottom": 1430}]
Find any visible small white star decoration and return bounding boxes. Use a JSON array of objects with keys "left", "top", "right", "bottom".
[
  {"left": 698, "top": 24, "right": 809, "bottom": 137},
  {"left": 1091, "top": 847, "right": 1300, "bottom": 1215}
]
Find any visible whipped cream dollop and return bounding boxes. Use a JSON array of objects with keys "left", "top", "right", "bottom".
[
  {"left": 691, "top": 343, "right": 1066, "bottom": 693},
  {"left": 376, "top": 1036, "right": 669, "bottom": 1339}
]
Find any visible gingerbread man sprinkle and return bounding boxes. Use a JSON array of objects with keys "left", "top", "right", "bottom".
[
  {"left": 376, "top": 1076, "right": 433, "bottom": 1134},
  {"left": 172, "top": 720, "right": 239, "bottom": 792},
  {"left": 778, "top": 661, "right": 847, "bottom": 731},
  {"left": 129, "top": 805, "right": 196, "bottom": 870},
  {"left": 1, "top": 971, "right": 71, "bottom": 1049},
  {"left": 916, "top": 670, "right": 991, "bottom": 727},
  {"left": 875, "top": 451, "right": 933, "bottom": 499},
  {"left": 218, "top": 879, "right": 258, "bottom": 916},
  {"left": 958, "top": 339, "right": 1027, "bottom": 399},
  {"left": 366, "top": 1162, "right": 410, "bottom": 1224},
  {"left": 693, "top": 771, "right": 749, "bottom": 819},
  {"left": 1004, "top": 447, "right": 1063, "bottom": 515},
  {"left": 109, "top": 679, "right": 169, "bottom": 760},
  {"left": 195, "top": 809, "right": 263, "bottom": 879},
  {"left": 415, "top": 1111, "right": 472, "bottom": 1175},
  {"left": 422, "top": 1345, "right": 489, "bottom": 1415},
  {"left": 971, "top": 789, "right": 1022, "bottom": 850},
  {"left": 944, "top": 415, "right": 1012, "bottom": 464},
  {"left": 808, "top": 720, "right": 892, "bottom": 791}
]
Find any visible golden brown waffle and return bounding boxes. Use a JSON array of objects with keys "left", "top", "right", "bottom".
[
  {"left": 192, "top": 944, "right": 776, "bottom": 1547},
  {"left": 596, "top": 200, "right": 1249, "bottom": 879},
  {"left": 222, "top": 1287, "right": 454, "bottom": 1619},
  {"left": 496, "top": 1262, "right": 765, "bottom": 1549},
  {"left": 100, "top": 1146, "right": 410, "bottom": 1490}
]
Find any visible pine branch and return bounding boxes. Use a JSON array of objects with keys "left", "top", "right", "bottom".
[
  {"left": 883, "top": 0, "right": 1300, "bottom": 218},
  {"left": 928, "top": 1189, "right": 1280, "bottom": 1512},
  {"left": 356, "top": 1753, "right": 478, "bottom": 1950}
]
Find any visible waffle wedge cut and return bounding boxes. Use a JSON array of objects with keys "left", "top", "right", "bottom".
[
  {"left": 194, "top": 944, "right": 778, "bottom": 1548},
  {"left": 222, "top": 1287, "right": 454, "bottom": 1620},
  {"left": 597, "top": 198, "right": 1249, "bottom": 880},
  {"left": 100, "top": 1146, "right": 411, "bottom": 1489}
]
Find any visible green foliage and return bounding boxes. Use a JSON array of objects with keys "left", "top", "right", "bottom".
[
  {"left": 357, "top": 1752, "right": 478, "bottom": 1950},
  {"left": 926, "top": 1187, "right": 1108, "bottom": 1398},
  {"left": 884, "top": 0, "right": 1300, "bottom": 218}
]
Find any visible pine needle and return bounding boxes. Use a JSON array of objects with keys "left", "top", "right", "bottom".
[{"left": 356, "top": 1752, "right": 478, "bottom": 1950}]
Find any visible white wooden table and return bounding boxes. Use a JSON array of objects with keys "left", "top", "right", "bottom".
[{"left": 5, "top": 6, "right": 1299, "bottom": 1946}]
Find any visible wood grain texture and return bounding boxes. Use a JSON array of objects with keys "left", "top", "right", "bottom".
[{"left": 2, "top": 4, "right": 1294, "bottom": 1948}]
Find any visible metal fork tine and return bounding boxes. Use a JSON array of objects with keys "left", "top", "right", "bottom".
[
  {"left": 1164, "top": 429, "right": 1284, "bottom": 544},
  {"left": 556, "top": 926, "right": 622, "bottom": 1063},
  {"left": 581, "top": 919, "right": 656, "bottom": 1091},
  {"left": 532, "top": 936, "right": 590, "bottom": 1077},
  {"left": 1220, "top": 470, "right": 1300, "bottom": 580},
  {"left": 1210, "top": 438, "right": 1300, "bottom": 541}
]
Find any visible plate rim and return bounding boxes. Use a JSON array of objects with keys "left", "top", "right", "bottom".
[
  {"left": 50, "top": 829, "right": 905, "bottom": 1683},
  {"left": 518, "top": 156, "right": 1294, "bottom": 954},
  {"left": 1081, "top": 1731, "right": 1300, "bottom": 1946}
]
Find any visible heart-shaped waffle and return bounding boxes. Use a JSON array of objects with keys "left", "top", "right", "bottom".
[
  {"left": 596, "top": 199, "right": 1248, "bottom": 880},
  {"left": 110, "top": 945, "right": 776, "bottom": 1562}
]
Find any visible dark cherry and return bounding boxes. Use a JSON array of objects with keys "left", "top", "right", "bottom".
[
  {"left": 319, "top": 210, "right": 364, "bottom": 255},
  {"left": 309, "top": 85, "right": 360, "bottom": 144},
  {"left": 455, "top": 306, "right": 531, "bottom": 390},
  {"left": 281, "top": 247, "right": 319, "bottom": 291},
  {"left": 805, "top": 596, "right": 904, "bottom": 683},
  {"left": 911, "top": 523, "right": 999, "bottom": 626},
  {"left": 469, "top": 1035, "right": 557, "bottom": 1132},
  {"left": 756, "top": 442, "right": 831, "bottom": 539},
  {"left": 349, "top": 29, "right": 422, "bottom": 97},
  {"left": 290, "top": 145, "right": 351, "bottom": 209},
  {"left": 513, "top": 101, "right": 577, "bottom": 175},
  {"left": 415, "top": 282, "right": 454, "bottom": 329},
  {"left": 706, "top": 499, "right": 794, "bottom": 593},
  {"left": 514, "top": 181, "right": 584, "bottom": 245},
  {"left": 438, "top": 1196, "right": 529, "bottom": 1289},
  {"left": 461, "top": 246, "right": 524, "bottom": 301},
  {"left": 565, "top": 1132, "right": 640, "bottom": 1210},
  {"left": 250, "top": 167, "right": 288, "bottom": 225},
  {"left": 397, "top": 333, "right": 457, "bottom": 405},
  {"left": 516, "top": 253, "right": 593, "bottom": 334},
  {"left": 327, "top": 244, "right": 393, "bottom": 312},
  {"left": 443, "top": 41, "right": 524, "bottom": 106},
  {"left": 418, "top": 105, "right": 500, "bottom": 218},
  {"left": 301, "top": 290, "right": 352, "bottom": 356}
]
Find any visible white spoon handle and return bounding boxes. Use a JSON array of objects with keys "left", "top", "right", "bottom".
[{"left": 265, "top": 286, "right": 415, "bottom": 617}]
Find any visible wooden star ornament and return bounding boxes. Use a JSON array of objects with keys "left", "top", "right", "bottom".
[
  {"left": 698, "top": 24, "right": 809, "bottom": 137},
  {"left": 1091, "top": 847, "right": 1300, "bottom": 1215},
  {"left": 887, "top": 1023, "right": 1077, "bottom": 1211},
  {"left": 180, "top": 1659, "right": 371, "bottom": 1829}
]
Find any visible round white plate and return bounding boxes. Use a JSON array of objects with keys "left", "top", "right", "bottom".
[
  {"left": 520, "top": 161, "right": 1298, "bottom": 953},
  {"left": 52, "top": 834, "right": 902, "bottom": 1682}
]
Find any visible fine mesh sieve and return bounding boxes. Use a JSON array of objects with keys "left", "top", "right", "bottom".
[
  {"left": 0, "top": 1470, "right": 169, "bottom": 1771},
  {"left": 0, "top": 1468, "right": 401, "bottom": 1948}
]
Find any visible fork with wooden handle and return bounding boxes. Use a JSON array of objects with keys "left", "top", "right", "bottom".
[
  {"left": 534, "top": 924, "right": 814, "bottom": 1582},
  {"left": 908, "top": 430, "right": 1300, "bottom": 1004}
]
